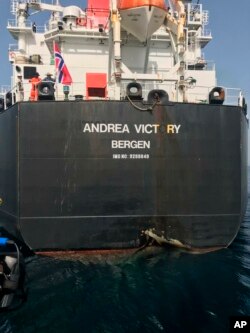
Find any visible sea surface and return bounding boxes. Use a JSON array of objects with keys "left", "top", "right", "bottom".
[{"left": 1, "top": 178, "right": 249, "bottom": 333}]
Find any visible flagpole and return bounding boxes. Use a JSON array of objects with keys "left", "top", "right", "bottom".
[
  {"left": 60, "top": 40, "right": 66, "bottom": 99},
  {"left": 53, "top": 40, "right": 59, "bottom": 100}
]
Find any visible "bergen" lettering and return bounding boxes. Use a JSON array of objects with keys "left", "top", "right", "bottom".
[{"left": 112, "top": 140, "right": 150, "bottom": 149}]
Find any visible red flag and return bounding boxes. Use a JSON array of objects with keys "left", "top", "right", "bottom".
[{"left": 54, "top": 42, "right": 72, "bottom": 85}]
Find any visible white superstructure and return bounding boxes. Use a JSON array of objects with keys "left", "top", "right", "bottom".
[{"left": 3, "top": 0, "right": 225, "bottom": 104}]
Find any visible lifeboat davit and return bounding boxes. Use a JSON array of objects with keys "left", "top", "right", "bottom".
[{"left": 117, "top": 0, "right": 166, "bottom": 42}]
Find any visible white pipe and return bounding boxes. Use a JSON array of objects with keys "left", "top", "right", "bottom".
[
  {"left": 113, "top": 18, "right": 121, "bottom": 60},
  {"left": 18, "top": 34, "right": 26, "bottom": 53}
]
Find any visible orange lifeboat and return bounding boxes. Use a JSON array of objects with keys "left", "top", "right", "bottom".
[
  {"left": 117, "top": 0, "right": 167, "bottom": 42},
  {"left": 118, "top": 0, "right": 165, "bottom": 10}
]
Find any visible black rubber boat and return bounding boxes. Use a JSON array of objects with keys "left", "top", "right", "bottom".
[{"left": 0, "top": 238, "right": 26, "bottom": 310}]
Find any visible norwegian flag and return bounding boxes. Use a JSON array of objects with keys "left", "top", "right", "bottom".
[{"left": 54, "top": 42, "right": 72, "bottom": 85}]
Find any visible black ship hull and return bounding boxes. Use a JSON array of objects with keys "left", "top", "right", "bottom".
[{"left": 0, "top": 100, "right": 248, "bottom": 251}]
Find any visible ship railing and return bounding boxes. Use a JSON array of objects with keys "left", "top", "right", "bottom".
[
  {"left": 44, "top": 26, "right": 110, "bottom": 39},
  {"left": 57, "top": 86, "right": 244, "bottom": 106},
  {"left": 7, "top": 19, "right": 32, "bottom": 28},
  {"left": 223, "top": 88, "right": 243, "bottom": 106},
  {"left": 8, "top": 43, "right": 18, "bottom": 52},
  {"left": 0, "top": 85, "right": 15, "bottom": 110},
  {"left": 7, "top": 81, "right": 96, "bottom": 103},
  {"left": 187, "top": 86, "right": 243, "bottom": 106},
  {"left": 201, "top": 28, "right": 212, "bottom": 38},
  {"left": 10, "top": 80, "right": 177, "bottom": 103},
  {"left": 186, "top": 59, "right": 215, "bottom": 71},
  {"left": 26, "top": 0, "right": 42, "bottom": 3},
  {"left": 186, "top": 3, "right": 203, "bottom": 26},
  {"left": 7, "top": 46, "right": 51, "bottom": 65},
  {"left": 187, "top": 86, "right": 211, "bottom": 104},
  {"left": 7, "top": 19, "right": 16, "bottom": 27},
  {"left": 0, "top": 86, "right": 11, "bottom": 95},
  {"left": 3, "top": 81, "right": 244, "bottom": 108},
  {"left": 7, "top": 19, "right": 46, "bottom": 33},
  {"left": 202, "top": 10, "right": 209, "bottom": 26},
  {"left": 33, "top": 25, "right": 47, "bottom": 33}
]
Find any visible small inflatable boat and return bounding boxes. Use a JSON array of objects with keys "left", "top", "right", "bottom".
[{"left": 0, "top": 237, "right": 26, "bottom": 310}]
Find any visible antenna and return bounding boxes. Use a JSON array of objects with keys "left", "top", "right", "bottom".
[{"left": 11, "top": 0, "right": 18, "bottom": 16}]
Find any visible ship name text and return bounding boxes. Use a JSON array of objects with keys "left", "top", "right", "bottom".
[{"left": 82, "top": 122, "right": 181, "bottom": 134}]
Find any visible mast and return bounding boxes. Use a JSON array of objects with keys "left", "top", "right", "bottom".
[{"left": 110, "top": 0, "right": 121, "bottom": 100}]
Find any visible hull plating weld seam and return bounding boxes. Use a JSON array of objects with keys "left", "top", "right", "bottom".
[{"left": 21, "top": 214, "right": 240, "bottom": 219}]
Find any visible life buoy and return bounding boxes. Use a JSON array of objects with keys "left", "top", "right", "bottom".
[
  {"left": 76, "top": 17, "right": 86, "bottom": 26},
  {"left": 126, "top": 82, "right": 143, "bottom": 100},
  {"left": 147, "top": 89, "right": 169, "bottom": 105},
  {"left": 209, "top": 87, "right": 225, "bottom": 105},
  {"left": 9, "top": 52, "right": 15, "bottom": 60}
]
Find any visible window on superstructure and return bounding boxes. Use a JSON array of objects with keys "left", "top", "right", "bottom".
[{"left": 23, "top": 67, "right": 37, "bottom": 79}]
